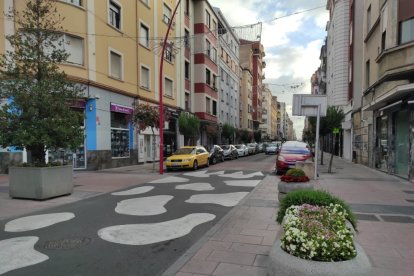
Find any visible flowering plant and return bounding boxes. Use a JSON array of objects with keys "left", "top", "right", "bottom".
[
  {"left": 281, "top": 168, "right": 309, "bottom": 182},
  {"left": 280, "top": 203, "right": 357, "bottom": 262}
]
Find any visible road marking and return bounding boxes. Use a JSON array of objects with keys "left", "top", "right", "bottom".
[
  {"left": 111, "top": 186, "right": 154, "bottom": 196},
  {"left": 184, "top": 170, "right": 225, "bottom": 177},
  {"left": 224, "top": 180, "right": 261, "bottom": 187},
  {"left": 149, "top": 176, "right": 189, "bottom": 183},
  {"left": 218, "top": 171, "right": 264, "bottom": 179},
  {"left": 97, "top": 213, "right": 216, "bottom": 245},
  {"left": 185, "top": 192, "right": 249, "bottom": 207},
  {"left": 5, "top": 213, "right": 75, "bottom": 232},
  {"left": 175, "top": 183, "right": 215, "bottom": 191},
  {"left": 115, "top": 195, "right": 173, "bottom": 216},
  {"left": 0, "top": 236, "right": 49, "bottom": 274}
]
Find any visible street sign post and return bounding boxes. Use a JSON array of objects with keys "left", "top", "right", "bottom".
[{"left": 292, "top": 94, "right": 327, "bottom": 180}]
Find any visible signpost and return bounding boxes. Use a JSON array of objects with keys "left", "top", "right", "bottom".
[{"left": 292, "top": 94, "right": 327, "bottom": 179}]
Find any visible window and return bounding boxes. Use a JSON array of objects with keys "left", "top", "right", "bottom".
[
  {"left": 212, "top": 48, "right": 217, "bottom": 63},
  {"left": 111, "top": 111, "right": 130, "bottom": 158},
  {"left": 366, "top": 5, "right": 371, "bottom": 33},
  {"left": 163, "top": 4, "right": 172, "bottom": 24},
  {"left": 139, "top": 23, "right": 149, "bottom": 48},
  {"left": 110, "top": 50, "right": 122, "bottom": 79},
  {"left": 206, "top": 40, "right": 211, "bottom": 57},
  {"left": 185, "top": 92, "right": 190, "bottom": 111},
  {"left": 212, "top": 20, "right": 217, "bottom": 35},
  {"left": 365, "top": 60, "right": 370, "bottom": 88},
  {"left": 164, "top": 77, "right": 173, "bottom": 97},
  {"left": 206, "top": 97, "right": 211, "bottom": 114},
  {"left": 63, "top": 0, "right": 82, "bottom": 6},
  {"left": 221, "top": 68, "right": 224, "bottom": 81},
  {"left": 212, "top": 100, "right": 217, "bottom": 116},
  {"left": 184, "top": 29, "right": 190, "bottom": 48},
  {"left": 164, "top": 43, "right": 173, "bottom": 62},
  {"left": 141, "top": 0, "right": 149, "bottom": 5},
  {"left": 185, "top": 61, "right": 190, "bottom": 79},
  {"left": 399, "top": 18, "right": 414, "bottom": 44},
  {"left": 206, "top": 68, "right": 211, "bottom": 85},
  {"left": 206, "top": 10, "right": 211, "bottom": 29},
  {"left": 185, "top": 0, "right": 190, "bottom": 15},
  {"left": 140, "top": 66, "right": 150, "bottom": 89},
  {"left": 212, "top": 75, "right": 217, "bottom": 90},
  {"left": 109, "top": 1, "right": 121, "bottom": 29}
]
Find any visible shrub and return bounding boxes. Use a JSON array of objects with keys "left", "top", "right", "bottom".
[
  {"left": 277, "top": 190, "right": 357, "bottom": 230},
  {"left": 280, "top": 203, "right": 357, "bottom": 261},
  {"left": 286, "top": 168, "right": 306, "bottom": 177}
]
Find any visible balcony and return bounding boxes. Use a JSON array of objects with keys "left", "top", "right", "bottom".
[{"left": 376, "top": 42, "right": 414, "bottom": 82}]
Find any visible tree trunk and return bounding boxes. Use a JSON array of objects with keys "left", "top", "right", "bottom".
[{"left": 328, "top": 133, "right": 335, "bottom": 173}]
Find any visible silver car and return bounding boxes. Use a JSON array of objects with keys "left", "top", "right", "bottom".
[{"left": 235, "top": 144, "right": 249, "bottom": 157}]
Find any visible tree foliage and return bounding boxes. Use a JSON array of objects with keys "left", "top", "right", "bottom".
[
  {"left": 178, "top": 113, "right": 200, "bottom": 145},
  {"left": 221, "top": 123, "right": 235, "bottom": 143},
  {"left": 239, "top": 129, "right": 250, "bottom": 143},
  {"left": 254, "top": 130, "right": 262, "bottom": 143},
  {"left": 0, "top": 0, "right": 84, "bottom": 165},
  {"left": 132, "top": 103, "right": 160, "bottom": 132}
]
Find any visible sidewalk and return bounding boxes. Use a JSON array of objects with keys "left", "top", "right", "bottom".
[
  {"left": 0, "top": 162, "right": 162, "bottom": 220},
  {"left": 164, "top": 155, "right": 414, "bottom": 276}
]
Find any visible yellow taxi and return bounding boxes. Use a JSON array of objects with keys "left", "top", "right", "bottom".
[{"left": 165, "top": 146, "right": 209, "bottom": 171}]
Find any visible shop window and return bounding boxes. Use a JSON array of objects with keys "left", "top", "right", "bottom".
[
  {"left": 111, "top": 112, "right": 129, "bottom": 158},
  {"left": 109, "top": 1, "right": 121, "bottom": 30}
]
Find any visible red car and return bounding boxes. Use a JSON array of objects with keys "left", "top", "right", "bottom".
[{"left": 275, "top": 141, "right": 313, "bottom": 175}]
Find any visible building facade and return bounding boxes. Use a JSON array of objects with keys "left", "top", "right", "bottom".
[{"left": 259, "top": 84, "right": 272, "bottom": 140}]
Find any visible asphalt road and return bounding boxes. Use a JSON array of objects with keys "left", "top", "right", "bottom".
[{"left": 0, "top": 153, "right": 274, "bottom": 276}]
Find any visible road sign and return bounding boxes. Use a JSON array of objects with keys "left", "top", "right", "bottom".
[{"left": 292, "top": 94, "right": 327, "bottom": 117}]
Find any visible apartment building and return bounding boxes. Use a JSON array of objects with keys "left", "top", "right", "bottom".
[
  {"left": 362, "top": 0, "right": 414, "bottom": 181},
  {"left": 215, "top": 7, "right": 240, "bottom": 141},
  {"left": 259, "top": 84, "right": 272, "bottom": 140},
  {"left": 271, "top": 96, "right": 278, "bottom": 140},
  {"left": 240, "top": 67, "right": 253, "bottom": 132},
  {"left": 240, "top": 40, "right": 265, "bottom": 131}
]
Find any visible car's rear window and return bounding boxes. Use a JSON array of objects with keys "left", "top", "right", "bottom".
[
  {"left": 174, "top": 148, "right": 195, "bottom": 154},
  {"left": 235, "top": 145, "right": 242, "bottom": 149},
  {"left": 281, "top": 147, "right": 310, "bottom": 154},
  {"left": 221, "top": 145, "right": 230, "bottom": 150}
]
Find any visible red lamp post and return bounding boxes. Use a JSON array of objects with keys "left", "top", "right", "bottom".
[{"left": 159, "top": 0, "right": 181, "bottom": 174}]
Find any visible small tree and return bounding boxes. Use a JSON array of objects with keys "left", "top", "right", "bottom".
[
  {"left": 239, "top": 129, "right": 250, "bottom": 143},
  {"left": 221, "top": 123, "right": 235, "bottom": 144},
  {"left": 0, "top": 0, "right": 84, "bottom": 166},
  {"left": 178, "top": 112, "right": 200, "bottom": 145},
  {"left": 254, "top": 130, "right": 262, "bottom": 143}
]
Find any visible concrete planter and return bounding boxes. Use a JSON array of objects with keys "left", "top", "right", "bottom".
[
  {"left": 9, "top": 165, "right": 73, "bottom": 200},
  {"left": 267, "top": 238, "right": 371, "bottom": 276},
  {"left": 277, "top": 181, "right": 314, "bottom": 201}
]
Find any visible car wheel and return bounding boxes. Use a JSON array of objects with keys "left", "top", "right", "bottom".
[
  {"left": 193, "top": 160, "right": 198, "bottom": 171},
  {"left": 212, "top": 157, "right": 217, "bottom": 164}
]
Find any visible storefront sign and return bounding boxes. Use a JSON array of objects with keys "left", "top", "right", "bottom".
[{"left": 110, "top": 103, "right": 133, "bottom": 114}]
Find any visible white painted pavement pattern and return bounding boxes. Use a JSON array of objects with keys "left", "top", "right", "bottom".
[
  {"left": 149, "top": 176, "right": 189, "bottom": 183},
  {"left": 115, "top": 195, "right": 173, "bottom": 216},
  {"left": 183, "top": 170, "right": 225, "bottom": 178},
  {"left": 175, "top": 183, "right": 215, "bottom": 191},
  {"left": 185, "top": 192, "right": 249, "bottom": 207},
  {"left": 224, "top": 180, "right": 261, "bottom": 187},
  {"left": 5, "top": 213, "right": 75, "bottom": 232},
  {"left": 0, "top": 236, "right": 49, "bottom": 275},
  {"left": 97, "top": 213, "right": 216, "bottom": 245},
  {"left": 111, "top": 186, "right": 154, "bottom": 196},
  {"left": 218, "top": 171, "right": 264, "bottom": 179}
]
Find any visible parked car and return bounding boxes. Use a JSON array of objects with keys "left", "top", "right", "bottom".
[
  {"left": 221, "top": 144, "right": 239, "bottom": 160},
  {"left": 209, "top": 145, "right": 225, "bottom": 164},
  {"left": 258, "top": 143, "right": 264, "bottom": 153},
  {"left": 165, "top": 146, "right": 209, "bottom": 171},
  {"left": 235, "top": 144, "right": 249, "bottom": 157},
  {"left": 275, "top": 141, "right": 313, "bottom": 175},
  {"left": 265, "top": 143, "right": 279, "bottom": 155},
  {"left": 247, "top": 143, "right": 257, "bottom": 155}
]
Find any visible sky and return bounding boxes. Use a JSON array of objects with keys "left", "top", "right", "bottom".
[{"left": 209, "top": 0, "right": 329, "bottom": 139}]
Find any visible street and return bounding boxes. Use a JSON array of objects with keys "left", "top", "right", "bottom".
[{"left": 0, "top": 153, "right": 275, "bottom": 276}]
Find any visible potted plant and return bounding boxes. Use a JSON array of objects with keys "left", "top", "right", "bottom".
[
  {"left": 278, "top": 168, "right": 313, "bottom": 201},
  {"left": 268, "top": 190, "right": 371, "bottom": 276},
  {"left": 0, "top": 0, "right": 84, "bottom": 199}
]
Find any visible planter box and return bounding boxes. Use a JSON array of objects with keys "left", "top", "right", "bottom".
[
  {"left": 268, "top": 239, "right": 371, "bottom": 276},
  {"left": 278, "top": 181, "right": 314, "bottom": 201},
  {"left": 9, "top": 165, "right": 73, "bottom": 200}
]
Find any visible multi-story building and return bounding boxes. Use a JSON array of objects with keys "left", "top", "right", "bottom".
[
  {"left": 271, "top": 96, "right": 278, "bottom": 140},
  {"left": 259, "top": 84, "right": 272, "bottom": 140},
  {"left": 192, "top": 0, "right": 220, "bottom": 146},
  {"left": 239, "top": 66, "right": 253, "bottom": 133},
  {"left": 361, "top": 0, "right": 414, "bottom": 181},
  {"left": 278, "top": 102, "right": 287, "bottom": 140},
  {"left": 214, "top": 7, "right": 240, "bottom": 143},
  {"left": 240, "top": 40, "right": 265, "bottom": 131}
]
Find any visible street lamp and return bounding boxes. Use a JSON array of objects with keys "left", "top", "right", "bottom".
[{"left": 159, "top": 0, "right": 181, "bottom": 174}]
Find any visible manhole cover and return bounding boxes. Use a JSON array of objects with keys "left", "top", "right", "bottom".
[{"left": 44, "top": 237, "right": 91, "bottom": 250}]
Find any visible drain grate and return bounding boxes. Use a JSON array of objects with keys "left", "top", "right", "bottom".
[
  {"left": 355, "top": 213, "right": 379, "bottom": 221},
  {"left": 44, "top": 237, "right": 91, "bottom": 250},
  {"left": 380, "top": 215, "right": 414, "bottom": 223}
]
